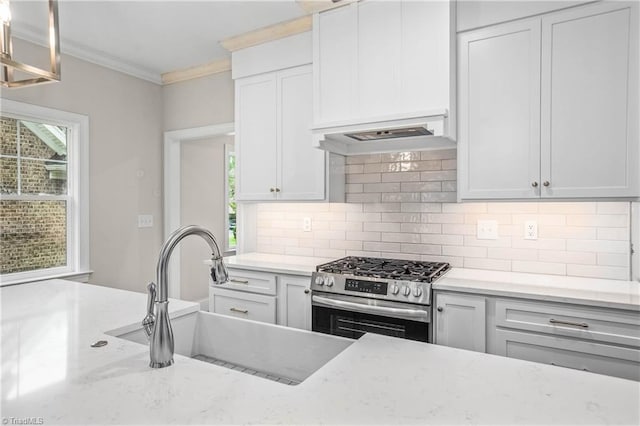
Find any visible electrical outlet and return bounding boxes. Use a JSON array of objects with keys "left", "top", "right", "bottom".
[
  {"left": 303, "top": 217, "right": 312, "bottom": 232},
  {"left": 138, "top": 214, "right": 153, "bottom": 228},
  {"left": 477, "top": 220, "right": 498, "bottom": 240},
  {"left": 524, "top": 220, "right": 538, "bottom": 240}
]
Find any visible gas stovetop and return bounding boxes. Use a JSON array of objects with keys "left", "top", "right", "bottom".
[
  {"left": 311, "top": 257, "right": 451, "bottom": 306},
  {"left": 316, "top": 256, "right": 450, "bottom": 283}
]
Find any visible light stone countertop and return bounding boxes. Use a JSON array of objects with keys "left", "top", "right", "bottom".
[
  {"left": 1, "top": 279, "right": 639, "bottom": 425},
  {"left": 223, "top": 253, "right": 640, "bottom": 310},
  {"left": 223, "top": 252, "right": 333, "bottom": 276},
  {"left": 436, "top": 268, "right": 640, "bottom": 311}
]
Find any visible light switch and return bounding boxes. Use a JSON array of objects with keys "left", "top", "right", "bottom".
[
  {"left": 303, "top": 217, "right": 312, "bottom": 232},
  {"left": 138, "top": 214, "right": 153, "bottom": 228},
  {"left": 477, "top": 220, "right": 498, "bottom": 240}
]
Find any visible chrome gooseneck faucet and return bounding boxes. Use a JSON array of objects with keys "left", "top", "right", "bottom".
[{"left": 142, "top": 225, "right": 229, "bottom": 368}]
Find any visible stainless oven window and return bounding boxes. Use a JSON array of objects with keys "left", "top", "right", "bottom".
[{"left": 313, "top": 305, "right": 429, "bottom": 342}]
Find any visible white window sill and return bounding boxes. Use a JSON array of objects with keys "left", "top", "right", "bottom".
[{"left": 0, "top": 270, "right": 93, "bottom": 287}]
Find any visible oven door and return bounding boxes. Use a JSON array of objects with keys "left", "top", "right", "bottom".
[{"left": 312, "top": 293, "right": 431, "bottom": 342}]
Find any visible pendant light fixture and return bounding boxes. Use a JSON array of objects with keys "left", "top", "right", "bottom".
[{"left": 0, "top": 0, "right": 60, "bottom": 88}]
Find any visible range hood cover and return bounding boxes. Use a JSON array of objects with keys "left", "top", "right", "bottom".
[{"left": 312, "top": 110, "right": 455, "bottom": 156}]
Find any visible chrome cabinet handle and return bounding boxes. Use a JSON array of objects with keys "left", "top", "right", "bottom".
[
  {"left": 551, "top": 362, "right": 590, "bottom": 372},
  {"left": 549, "top": 318, "right": 589, "bottom": 328},
  {"left": 304, "top": 289, "right": 310, "bottom": 294},
  {"left": 543, "top": 181, "right": 550, "bottom": 187},
  {"left": 230, "top": 278, "right": 249, "bottom": 284},
  {"left": 531, "top": 181, "right": 538, "bottom": 188},
  {"left": 437, "top": 306, "right": 443, "bottom": 312},
  {"left": 230, "top": 307, "right": 248, "bottom": 314}
]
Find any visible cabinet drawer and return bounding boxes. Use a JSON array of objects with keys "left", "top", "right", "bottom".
[
  {"left": 495, "top": 329, "right": 640, "bottom": 381},
  {"left": 209, "top": 287, "right": 276, "bottom": 324},
  {"left": 495, "top": 299, "right": 640, "bottom": 348},
  {"left": 221, "top": 268, "right": 277, "bottom": 295}
]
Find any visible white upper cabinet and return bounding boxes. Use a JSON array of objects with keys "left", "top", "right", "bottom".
[
  {"left": 235, "top": 73, "right": 278, "bottom": 200},
  {"left": 540, "top": 2, "right": 639, "bottom": 198},
  {"left": 458, "top": 19, "right": 541, "bottom": 199},
  {"left": 313, "top": 0, "right": 453, "bottom": 127},
  {"left": 236, "top": 65, "right": 335, "bottom": 201},
  {"left": 459, "top": 1, "right": 639, "bottom": 200},
  {"left": 233, "top": 33, "right": 345, "bottom": 202}
]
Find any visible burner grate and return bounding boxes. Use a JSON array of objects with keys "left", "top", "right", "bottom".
[{"left": 317, "top": 256, "right": 450, "bottom": 283}]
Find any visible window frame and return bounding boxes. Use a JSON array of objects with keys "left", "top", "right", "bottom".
[
  {"left": 224, "top": 142, "right": 236, "bottom": 255},
  {"left": 0, "top": 99, "right": 90, "bottom": 286}
]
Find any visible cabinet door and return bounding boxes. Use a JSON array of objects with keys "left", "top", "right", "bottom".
[
  {"left": 313, "top": 3, "right": 358, "bottom": 125},
  {"left": 277, "top": 275, "right": 312, "bottom": 330},
  {"left": 277, "top": 66, "right": 326, "bottom": 200},
  {"left": 434, "top": 293, "right": 486, "bottom": 352},
  {"left": 540, "top": 2, "right": 639, "bottom": 198},
  {"left": 458, "top": 19, "right": 541, "bottom": 200},
  {"left": 401, "top": 0, "right": 451, "bottom": 115},
  {"left": 357, "top": 0, "right": 402, "bottom": 118},
  {"left": 235, "top": 73, "right": 278, "bottom": 201}
]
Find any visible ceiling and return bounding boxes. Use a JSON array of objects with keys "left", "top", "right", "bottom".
[{"left": 11, "top": 0, "right": 309, "bottom": 84}]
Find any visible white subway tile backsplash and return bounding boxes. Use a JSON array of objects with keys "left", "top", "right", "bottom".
[
  {"left": 566, "top": 239, "right": 629, "bottom": 254},
  {"left": 464, "top": 257, "right": 512, "bottom": 272},
  {"left": 363, "top": 241, "right": 401, "bottom": 252},
  {"left": 512, "top": 260, "right": 567, "bottom": 276},
  {"left": 381, "top": 171, "right": 422, "bottom": 182},
  {"left": 364, "top": 222, "right": 402, "bottom": 232},
  {"left": 254, "top": 153, "right": 632, "bottom": 281},
  {"left": 566, "top": 264, "right": 630, "bottom": 280},
  {"left": 596, "top": 227, "right": 629, "bottom": 241},
  {"left": 597, "top": 253, "right": 630, "bottom": 267}
]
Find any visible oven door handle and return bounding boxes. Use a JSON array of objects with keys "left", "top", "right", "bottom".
[{"left": 312, "top": 295, "right": 430, "bottom": 323}]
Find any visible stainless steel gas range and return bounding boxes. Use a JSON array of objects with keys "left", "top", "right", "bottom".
[{"left": 310, "top": 256, "right": 450, "bottom": 343}]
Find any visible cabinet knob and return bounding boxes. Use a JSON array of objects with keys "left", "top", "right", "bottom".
[
  {"left": 437, "top": 306, "right": 443, "bottom": 312},
  {"left": 304, "top": 289, "right": 310, "bottom": 294},
  {"left": 275, "top": 187, "right": 281, "bottom": 193},
  {"left": 543, "top": 181, "right": 550, "bottom": 187},
  {"left": 531, "top": 181, "right": 538, "bottom": 188},
  {"left": 270, "top": 187, "right": 275, "bottom": 193}
]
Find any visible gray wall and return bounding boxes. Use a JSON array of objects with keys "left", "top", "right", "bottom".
[
  {"left": 2, "top": 39, "right": 164, "bottom": 292},
  {"left": 163, "top": 72, "right": 235, "bottom": 301}
]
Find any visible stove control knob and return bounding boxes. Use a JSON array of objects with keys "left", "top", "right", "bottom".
[
  {"left": 413, "top": 287, "right": 423, "bottom": 298},
  {"left": 325, "top": 276, "right": 335, "bottom": 287},
  {"left": 315, "top": 276, "right": 324, "bottom": 286},
  {"left": 390, "top": 284, "right": 399, "bottom": 295},
  {"left": 402, "top": 286, "right": 411, "bottom": 297}
]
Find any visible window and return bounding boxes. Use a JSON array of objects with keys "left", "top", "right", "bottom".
[
  {"left": 225, "top": 143, "right": 236, "bottom": 254},
  {"left": 0, "top": 100, "right": 89, "bottom": 285}
]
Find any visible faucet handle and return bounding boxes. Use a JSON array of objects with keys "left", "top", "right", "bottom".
[{"left": 142, "top": 282, "right": 156, "bottom": 338}]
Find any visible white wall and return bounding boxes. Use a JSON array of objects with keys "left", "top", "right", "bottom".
[
  {"left": 1, "top": 39, "right": 164, "bottom": 292},
  {"left": 163, "top": 71, "right": 234, "bottom": 131},
  {"left": 163, "top": 72, "right": 235, "bottom": 300}
]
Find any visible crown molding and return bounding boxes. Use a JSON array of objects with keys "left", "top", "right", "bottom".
[
  {"left": 161, "top": 57, "right": 231, "bottom": 85},
  {"left": 12, "top": 25, "right": 162, "bottom": 85},
  {"left": 220, "top": 15, "right": 312, "bottom": 52}
]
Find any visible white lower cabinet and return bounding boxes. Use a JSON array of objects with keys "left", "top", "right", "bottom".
[
  {"left": 209, "top": 267, "right": 311, "bottom": 330},
  {"left": 277, "top": 275, "right": 312, "bottom": 331},
  {"left": 435, "top": 289, "right": 640, "bottom": 381},
  {"left": 209, "top": 287, "right": 276, "bottom": 324},
  {"left": 434, "top": 292, "right": 486, "bottom": 352},
  {"left": 492, "top": 298, "right": 640, "bottom": 381}
]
